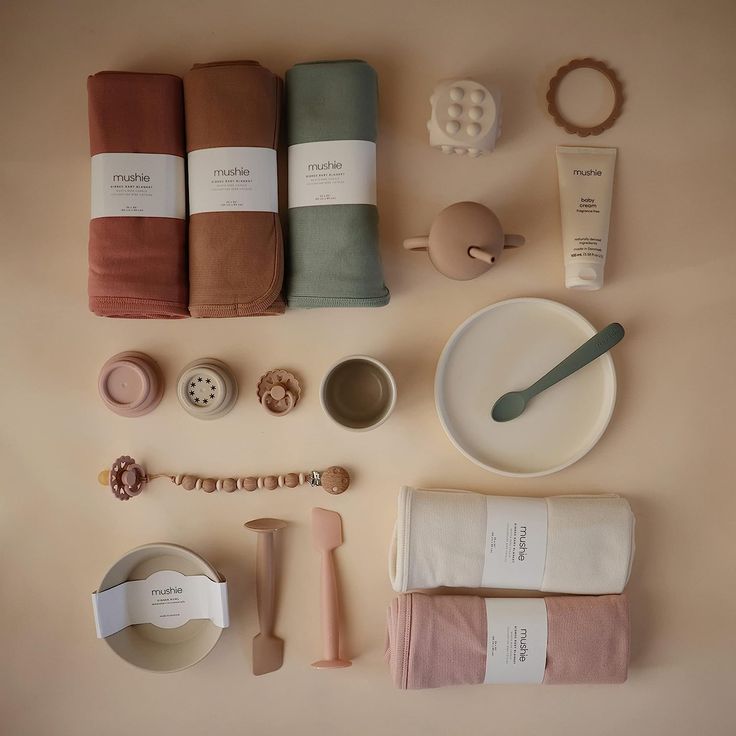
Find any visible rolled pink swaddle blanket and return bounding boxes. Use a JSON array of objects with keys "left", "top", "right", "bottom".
[{"left": 386, "top": 593, "right": 629, "bottom": 689}]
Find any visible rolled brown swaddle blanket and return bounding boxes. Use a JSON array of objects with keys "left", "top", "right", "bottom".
[
  {"left": 87, "top": 72, "right": 188, "bottom": 318},
  {"left": 386, "top": 593, "right": 630, "bottom": 689},
  {"left": 184, "top": 61, "right": 284, "bottom": 317}
]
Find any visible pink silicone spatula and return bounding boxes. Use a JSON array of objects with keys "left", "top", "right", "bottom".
[
  {"left": 311, "top": 508, "right": 351, "bottom": 669},
  {"left": 245, "top": 518, "right": 287, "bottom": 675}
]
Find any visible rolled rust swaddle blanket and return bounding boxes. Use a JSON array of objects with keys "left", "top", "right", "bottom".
[
  {"left": 286, "top": 60, "right": 389, "bottom": 308},
  {"left": 386, "top": 593, "right": 630, "bottom": 689},
  {"left": 390, "top": 487, "right": 635, "bottom": 594},
  {"left": 184, "top": 61, "right": 284, "bottom": 317},
  {"left": 87, "top": 72, "right": 188, "bottom": 318}
]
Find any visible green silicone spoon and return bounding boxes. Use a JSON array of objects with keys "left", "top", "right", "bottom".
[{"left": 491, "top": 322, "right": 625, "bottom": 422}]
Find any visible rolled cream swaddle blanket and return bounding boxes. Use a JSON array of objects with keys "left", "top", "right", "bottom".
[
  {"left": 87, "top": 72, "right": 188, "bottom": 318},
  {"left": 184, "top": 61, "right": 284, "bottom": 317},
  {"left": 390, "top": 486, "right": 635, "bottom": 594},
  {"left": 286, "top": 60, "right": 390, "bottom": 308},
  {"left": 386, "top": 593, "right": 630, "bottom": 689}
]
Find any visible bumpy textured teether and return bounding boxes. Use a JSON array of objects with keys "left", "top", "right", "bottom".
[
  {"left": 257, "top": 369, "right": 302, "bottom": 416},
  {"left": 427, "top": 79, "right": 501, "bottom": 156},
  {"left": 98, "top": 455, "right": 351, "bottom": 500}
]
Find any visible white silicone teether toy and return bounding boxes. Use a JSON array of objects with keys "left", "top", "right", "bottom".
[{"left": 427, "top": 79, "right": 502, "bottom": 156}]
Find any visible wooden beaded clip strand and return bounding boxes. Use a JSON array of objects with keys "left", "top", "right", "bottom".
[{"left": 98, "top": 455, "right": 351, "bottom": 501}]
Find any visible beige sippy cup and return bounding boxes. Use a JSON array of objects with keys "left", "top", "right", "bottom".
[{"left": 404, "top": 201, "right": 524, "bottom": 280}]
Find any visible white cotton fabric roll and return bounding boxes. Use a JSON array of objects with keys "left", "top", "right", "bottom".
[{"left": 389, "top": 486, "right": 635, "bottom": 594}]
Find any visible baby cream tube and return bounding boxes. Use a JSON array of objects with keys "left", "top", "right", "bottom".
[{"left": 556, "top": 146, "right": 617, "bottom": 290}]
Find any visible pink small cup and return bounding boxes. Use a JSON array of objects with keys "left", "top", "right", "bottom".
[{"left": 98, "top": 351, "right": 164, "bottom": 417}]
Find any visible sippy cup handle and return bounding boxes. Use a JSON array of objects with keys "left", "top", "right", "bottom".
[
  {"left": 403, "top": 236, "right": 430, "bottom": 252},
  {"left": 503, "top": 234, "right": 525, "bottom": 248}
]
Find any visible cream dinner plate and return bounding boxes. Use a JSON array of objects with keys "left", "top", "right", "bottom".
[{"left": 435, "top": 298, "right": 617, "bottom": 477}]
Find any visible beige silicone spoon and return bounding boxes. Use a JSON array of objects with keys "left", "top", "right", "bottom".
[
  {"left": 245, "top": 518, "right": 287, "bottom": 676},
  {"left": 311, "top": 508, "right": 351, "bottom": 669}
]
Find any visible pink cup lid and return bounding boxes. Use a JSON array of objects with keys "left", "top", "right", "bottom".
[{"left": 99, "top": 352, "right": 163, "bottom": 418}]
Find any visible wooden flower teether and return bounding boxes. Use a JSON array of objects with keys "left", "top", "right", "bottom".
[{"left": 98, "top": 455, "right": 351, "bottom": 501}]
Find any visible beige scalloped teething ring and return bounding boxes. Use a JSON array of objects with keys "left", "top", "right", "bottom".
[{"left": 546, "top": 58, "right": 624, "bottom": 137}]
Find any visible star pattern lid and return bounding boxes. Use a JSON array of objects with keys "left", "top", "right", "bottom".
[{"left": 176, "top": 358, "right": 238, "bottom": 420}]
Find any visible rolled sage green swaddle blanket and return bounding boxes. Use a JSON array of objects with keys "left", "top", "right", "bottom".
[{"left": 286, "top": 60, "right": 390, "bottom": 308}]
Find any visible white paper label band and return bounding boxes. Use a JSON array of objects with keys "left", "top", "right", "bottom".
[
  {"left": 481, "top": 496, "right": 548, "bottom": 589},
  {"left": 187, "top": 146, "right": 278, "bottom": 214},
  {"left": 90, "top": 153, "right": 185, "bottom": 219},
  {"left": 91, "top": 570, "right": 229, "bottom": 639},
  {"left": 288, "top": 140, "right": 376, "bottom": 208},
  {"left": 484, "top": 598, "right": 548, "bottom": 684}
]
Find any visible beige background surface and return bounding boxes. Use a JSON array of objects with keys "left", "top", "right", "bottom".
[{"left": 2, "top": 0, "right": 736, "bottom": 733}]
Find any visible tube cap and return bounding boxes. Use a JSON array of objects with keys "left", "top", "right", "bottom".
[{"left": 565, "top": 262, "right": 604, "bottom": 290}]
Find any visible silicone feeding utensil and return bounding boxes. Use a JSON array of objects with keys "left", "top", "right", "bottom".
[
  {"left": 491, "top": 322, "right": 625, "bottom": 422},
  {"left": 245, "top": 518, "right": 287, "bottom": 676},
  {"left": 311, "top": 508, "right": 351, "bottom": 669},
  {"left": 98, "top": 456, "right": 351, "bottom": 501}
]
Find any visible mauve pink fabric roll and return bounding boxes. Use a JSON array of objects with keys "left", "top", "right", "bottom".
[
  {"left": 385, "top": 593, "right": 629, "bottom": 689},
  {"left": 88, "top": 71, "right": 188, "bottom": 318}
]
